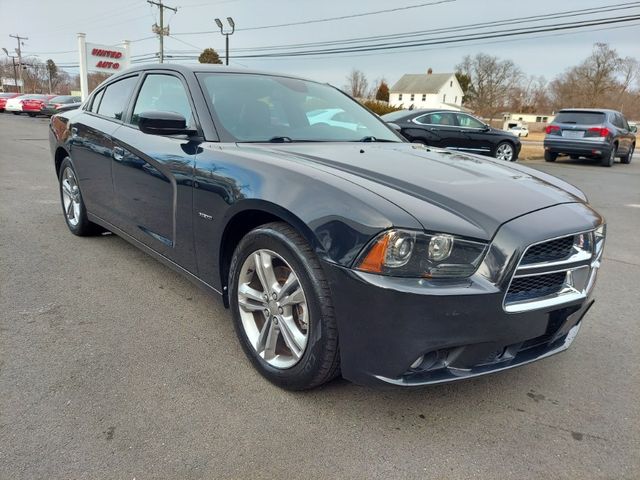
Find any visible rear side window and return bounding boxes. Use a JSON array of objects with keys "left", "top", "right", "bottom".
[
  {"left": 554, "top": 111, "right": 605, "bottom": 125},
  {"left": 97, "top": 76, "right": 138, "bottom": 120},
  {"left": 416, "top": 112, "right": 456, "bottom": 126},
  {"left": 89, "top": 89, "right": 104, "bottom": 113}
]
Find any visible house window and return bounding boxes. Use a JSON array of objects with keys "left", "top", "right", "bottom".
[
  {"left": 422, "top": 94, "right": 426, "bottom": 101},
  {"left": 454, "top": 96, "right": 457, "bottom": 103},
  {"left": 542, "top": 117, "right": 548, "bottom": 122},
  {"left": 410, "top": 94, "right": 415, "bottom": 101},
  {"left": 398, "top": 94, "right": 403, "bottom": 100},
  {"left": 536, "top": 116, "right": 542, "bottom": 122},
  {"left": 450, "top": 81, "right": 453, "bottom": 87},
  {"left": 443, "top": 94, "right": 446, "bottom": 103}
]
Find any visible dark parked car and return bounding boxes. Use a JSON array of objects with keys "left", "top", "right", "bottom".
[
  {"left": 41, "top": 95, "right": 82, "bottom": 116},
  {"left": 544, "top": 108, "right": 636, "bottom": 166},
  {"left": 382, "top": 109, "right": 521, "bottom": 161},
  {"left": 50, "top": 65, "right": 605, "bottom": 390}
]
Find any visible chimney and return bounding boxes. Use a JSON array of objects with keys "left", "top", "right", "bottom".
[{"left": 427, "top": 68, "right": 433, "bottom": 75}]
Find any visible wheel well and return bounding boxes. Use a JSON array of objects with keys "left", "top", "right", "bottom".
[
  {"left": 54, "top": 147, "right": 69, "bottom": 177},
  {"left": 219, "top": 209, "right": 288, "bottom": 307}
]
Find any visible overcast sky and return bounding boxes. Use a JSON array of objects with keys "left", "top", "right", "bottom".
[{"left": 1, "top": 0, "right": 638, "bottom": 87}]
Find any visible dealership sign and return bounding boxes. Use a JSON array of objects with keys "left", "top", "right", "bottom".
[
  {"left": 86, "top": 43, "right": 128, "bottom": 72},
  {"left": 77, "top": 33, "right": 131, "bottom": 101}
]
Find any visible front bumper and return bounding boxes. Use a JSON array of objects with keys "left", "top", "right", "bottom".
[
  {"left": 544, "top": 137, "right": 611, "bottom": 157},
  {"left": 323, "top": 202, "right": 603, "bottom": 387}
]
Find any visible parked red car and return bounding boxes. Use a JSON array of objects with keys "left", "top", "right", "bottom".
[
  {"left": 0, "top": 92, "right": 21, "bottom": 112},
  {"left": 22, "top": 95, "right": 57, "bottom": 116}
]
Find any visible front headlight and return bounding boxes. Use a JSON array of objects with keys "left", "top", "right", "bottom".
[{"left": 354, "top": 229, "right": 488, "bottom": 278}]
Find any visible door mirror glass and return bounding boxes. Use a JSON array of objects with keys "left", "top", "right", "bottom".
[
  {"left": 386, "top": 122, "right": 402, "bottom": 132},
  {"left": 138, "top": 111, "right": 194, "bottom": 136}
]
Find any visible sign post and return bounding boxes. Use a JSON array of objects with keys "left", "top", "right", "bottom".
[{"left": 77, "top": 34, "right": 131, "bottom": 101}]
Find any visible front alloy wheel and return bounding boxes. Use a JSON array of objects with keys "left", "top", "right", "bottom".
[
  {"left": 237, "top": 249, "right": 309, "bottom": 369},
  {"left": 495, "top": 142, "right": 515, "bottom": 161},
  {"left": 229, "top": 222, "right": 340, "bottom": 390}
]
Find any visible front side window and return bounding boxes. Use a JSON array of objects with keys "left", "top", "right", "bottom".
[
  {"left": 456, "top": 114, "right": 484, "bottom": 129},
  {"left": 131, "top": 74, "right": 194, "bottom": 127},
  {"left": 197, "top": 73, "right": 400, "bottom": 142},
  {"left": 97, "top": 76, "right": 138, "bottom": 120}
]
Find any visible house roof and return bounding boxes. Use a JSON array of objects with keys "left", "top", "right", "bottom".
[{"left": 390, "top": 73, "right": 454, "bottom": 94}]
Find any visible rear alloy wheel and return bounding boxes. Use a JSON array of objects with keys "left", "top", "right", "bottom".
[
  {"left": 58, "top": 157, "right": 104, "bottom": 236},
  {"left": 495, "top": 142, "right": 515, "bottom": 161},
  {"left": 544, "top": 151, "right": 557, "bottom": 162},
  {"left": 602, "top": 145, "right": 616, "bottom": 167},
  {"left": 229, "top": 222, "right": 340, "bottom": 390},
  {"left": 620, "top": 143, "right": 634, "bottom": 164}
]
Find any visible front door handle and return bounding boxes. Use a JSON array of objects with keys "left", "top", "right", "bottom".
[{"left": 113, "top": 146, "right": 125, "bottom": 162}]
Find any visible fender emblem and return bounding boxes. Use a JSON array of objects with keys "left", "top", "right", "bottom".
[{"left": 198, "top": 212, "right": 213, "bottom": 220}]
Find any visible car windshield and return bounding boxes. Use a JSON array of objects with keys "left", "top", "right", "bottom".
[
  {"left": 197, "top": 73, "right": 402, "bottom": 143},
  {"left": 554, "top": 111, "right": 606, "bottom": 125}
]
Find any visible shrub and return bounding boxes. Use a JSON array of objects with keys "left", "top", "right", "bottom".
[{"left": 360, "top": 99, "right": 403, "bottom": 116}]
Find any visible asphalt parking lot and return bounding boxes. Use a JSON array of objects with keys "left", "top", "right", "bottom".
[{"left": 1, "top": 113, "right": 638, "bottom": 479}]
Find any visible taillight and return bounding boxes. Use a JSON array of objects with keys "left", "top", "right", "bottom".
[
  {"left": 545, "top": 125, "right": 560, "bottom": 134},
  {"left": 587, "top": 127, "right": 610, "bottom": 137}
]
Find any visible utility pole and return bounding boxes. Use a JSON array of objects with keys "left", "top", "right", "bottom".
[
  {"left": 2, "top": 48, "right": 19, "bottom": 92},
  {"left": 147, "top": 0, "right": 177, "bottom": 63},
  {"left": 9, "top": 34, "right": 28, "bottom": 93}
]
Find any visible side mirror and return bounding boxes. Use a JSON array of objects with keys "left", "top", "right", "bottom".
[
  {"left": 482, "top": 124, "right": 491, "bottom": 132},
  {"left": 630, "top": 125, "right": 638, "bottom": 134},
  {"left": 386, "top": 122, "right": 402, "bottom": 132},
  {"left": 138, "top": 111, "right": 196, "bottom": 136}
]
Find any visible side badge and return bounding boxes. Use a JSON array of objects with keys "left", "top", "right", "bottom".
[{"left": 198, "top": 212, "right": 213, "bottom": 220}]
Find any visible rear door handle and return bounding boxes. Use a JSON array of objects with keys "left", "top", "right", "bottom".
[{"left": 113, "top": 146, "right": 125, "bottom": 162}]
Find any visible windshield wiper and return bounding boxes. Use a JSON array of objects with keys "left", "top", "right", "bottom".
[
  {"left": 357, "top": 136, "right": 398, "bottom": 143},
  {"left": 268, "top": 136, "right": 294, "bottom": 143}
]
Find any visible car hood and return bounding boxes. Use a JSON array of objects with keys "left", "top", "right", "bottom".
[{"left": 237, "top": 142, "right": 585, "bottom": 240}]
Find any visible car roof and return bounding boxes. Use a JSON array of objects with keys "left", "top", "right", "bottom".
[
  {"left": 557, "top": 108, "right": 619, "bottom": 114},
  {"left": 114, "top": 63, "right": 322, "bottom": 85}
]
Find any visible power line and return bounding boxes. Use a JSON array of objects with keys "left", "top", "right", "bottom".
[
  {"left": 226, "top": 1, "right": 640, "bottom": 53},
  {"left": 171, "top": 0, "right": 456, "bottom": 36},
  {"left": 230, "top": 13, "right": 640, "bottom": 58}
]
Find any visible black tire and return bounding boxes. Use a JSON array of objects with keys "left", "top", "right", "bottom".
[
  {"left": 620, "top": 143, "right": 634, "bottom": 164},
  {"left": 27, "top": 112, "right": 36, "bottom": 117},
  {"left": 12, "top": 112, "right": 20, "bottom": 115},
  {"left": 58, "top": 157, "right": 104, "bottom": 236},
  {"left": 602, "top": 145, "right": 616, "bottom": 167},
  {"left": 570, "top": 154, "right": 580, "bottom": 160},
  {"left": 229, "top": 222, "right": 340, "bottom": 390},
  {"left": 544, "top": 151, "right": 557, "bottom": 162}
]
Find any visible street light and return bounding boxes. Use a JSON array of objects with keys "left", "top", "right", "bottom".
[
  {"left": 1, "top": 47, "right": 19, "bottom": 93},
  {"left": 214, "top": 17, "right": 235, "bottom": 66}
]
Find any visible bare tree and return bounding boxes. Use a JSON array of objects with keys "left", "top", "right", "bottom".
[
  {"left": 344, "top": 69, "right": 369, "bottom": 99},
  {"left": 456, "top": 53, "right": 522, "bottom": 121}
]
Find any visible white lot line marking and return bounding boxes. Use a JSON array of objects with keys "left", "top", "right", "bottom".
[{"left": 626, "top": 204, "right": 640, "bottom": 208}]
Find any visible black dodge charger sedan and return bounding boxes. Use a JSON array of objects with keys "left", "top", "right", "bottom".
[
  {"left": 382, "top": 109, "right": 521, "bottom": 161},
  {"left": 50, "top": 65, "right": 605, "bottom": 390}
]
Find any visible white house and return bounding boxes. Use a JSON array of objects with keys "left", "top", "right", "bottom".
[{"left": 389, "top": 70, "right": 464, "bottom": 110}]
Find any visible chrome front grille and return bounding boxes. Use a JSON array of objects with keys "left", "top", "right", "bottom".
[
  {"left": 504, "top": 227, "right": 605, "bottom": 313},
  {"left": 521, "top": 236, "right": 575, "bottom": 265}
]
